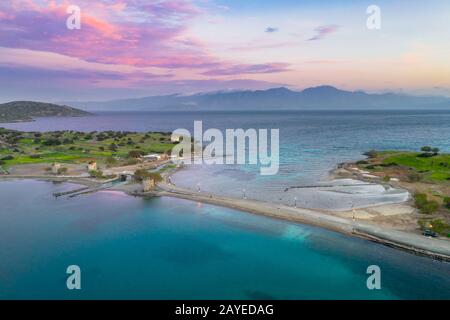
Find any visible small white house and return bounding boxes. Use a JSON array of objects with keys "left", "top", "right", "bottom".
[{"left": 143, "top": 154, "right": 161, "bottom": 162}]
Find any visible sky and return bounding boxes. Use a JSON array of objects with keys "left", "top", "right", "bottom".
[{"left": 0, "top": 0, "right": 449, "bottom": 102}]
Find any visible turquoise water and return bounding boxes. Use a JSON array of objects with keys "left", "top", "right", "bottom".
[
  {"left": 4, "top": 110, "right": 450, "bottom": 209},
  {"left": 0, "top": 180, "right": 449, "bottom": 299},
  {"left": 1, "top": 110, "right": 450, "bottom": 299}
]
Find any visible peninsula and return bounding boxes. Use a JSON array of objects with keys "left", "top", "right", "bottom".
[
  {"left": 1, "top": 128, "right": 449, "bottom": 260},
  {"left": 0, "top": 101, "right": 91, "bottom": 123}
]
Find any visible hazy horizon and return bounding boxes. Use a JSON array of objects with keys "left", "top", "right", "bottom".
[{"left": 1, "top": 0, "right": 450, "bottom": 102}]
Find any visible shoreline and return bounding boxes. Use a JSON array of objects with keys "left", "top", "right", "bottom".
[
  {"left": 154, "top": 178, "right": 450, "bottom": 261},
  {"left": 1, "top": 166, "right": 449, "bottom": 262}
]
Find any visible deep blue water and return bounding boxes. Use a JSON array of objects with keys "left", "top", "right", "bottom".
[
  {"left": 0, "top": 180, "right": 449, "bottom": 299},
  {"left": 1, "top": 110, "right": 450, "bottom": 299}
]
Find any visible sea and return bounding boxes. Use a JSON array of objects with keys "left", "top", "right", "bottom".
[{"left": 1, "top": 109, "right": 449, "bottom": 299}]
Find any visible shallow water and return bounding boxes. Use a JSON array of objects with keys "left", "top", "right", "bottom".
[
  {"left": 0, "top": 179, "right": 449, "bottom": 299},
  {"left": 4, "top": 110, "right": 448, "bottom": 209}
]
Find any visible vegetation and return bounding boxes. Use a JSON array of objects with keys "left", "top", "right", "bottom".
[
  {"left": 356, "top": 147, "right": 449, "bottom": 183},
  {"left": 133, "top": 169, "right": 162, "bottom": 183},
  {"left": 350, "top": 147, "right": 449, "bottom": 233},
  {"left": 419, "top": 146, "right": 440, "bottom": 157},
  {"left": 0, "top": 128, "right": 175, "bottom": 169},
  {"left": 414, "top": 193, "right": 440, "bottom": 215},
  {"left": 419, "top": 219, "right": 450, "bottom": 238},
  {"left": 89, "top": 170, "right": 116, "bottom": 180},
  {"left": 444, "top": 197, "right": 450, "bottom": 210},
  {"left": 0, "top": 101, "right": 91, "bottom": 123}
]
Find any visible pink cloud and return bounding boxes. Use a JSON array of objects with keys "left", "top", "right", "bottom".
[
  {"left": 0, "top": 0, "right": 291, "bottom": 84},
  {"left": 308, "top": 24, "right": 339, "bottom": 41},
  {"left": 202, "top": 63, "right": 291, "bottom": 76},
  {"left": 0, "top": 0, "right": 210, "bottom": 68}
]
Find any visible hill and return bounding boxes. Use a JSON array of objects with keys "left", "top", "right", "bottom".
[
  {"left": 65, "top": 86, "right": 450, "bottom": 111},
  {"left": 0, "top": 101, "right": 92, "bottom": 123}
]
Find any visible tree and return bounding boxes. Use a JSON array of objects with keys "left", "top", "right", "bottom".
[
  {"left": 89, "top": 170, "right": 104, "bottom": 179},
  {"left": 128, "top": 150, "right": 144, "bottom": 158},
  {"left": 363, "top": 150, "right": 378, "bottom": 159},
  {"left": 134, "top": 169, "right": 151, "bottom": 182},
  {"left": 133, "top": 170, "right": 162, "bottom": 183},
  {"left": 444, "top": 197, "right": 450, "bottom": 210},
  {"left": 43, "top": 138, "right": 61, "bottom": 146},
  {"left": 109, "top": 143, "right": 118, "bottom": 152},
  {"left": 419, "top": 146, "right": 439, "bottom": 158},
  {"left": 414, "top": 193, "right": 439, "bottom": 215}
]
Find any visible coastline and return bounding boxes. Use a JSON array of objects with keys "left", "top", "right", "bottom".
[
  {"left": 1, "top": 164, "right": 449, "bottom": 261},
  {"left": 154, "top": 176, "right": 450, "bottom": 261}
]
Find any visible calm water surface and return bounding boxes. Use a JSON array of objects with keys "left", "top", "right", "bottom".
[
  {"left": 3, "top": 110, "right": 450, "bottom": 209},
  {"left": 1, "top": 110, "right": 450, "bottom": 299},
  {"left": 0, "top": 180, "right": 449, "bottom": 299}
]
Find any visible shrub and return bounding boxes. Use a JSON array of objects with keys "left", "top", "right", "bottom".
[
  {"left": 134, "top": 169, "right": 162, "bottom": 183},
  {"left": 444, "top": 197, "right": 450, "bottom": 210},
  {"left": 134, "top": 169, "right": 151, "bottom": 182},
  {"left": 128, "top": 150, "right": 144, "bottom": 158},
  {"left": 408, "top": 172, "right": 423, "bottom": 182},
  {"left": 383, "top": 175, "right": 391, "bottom": 182},
  {"left": 421, "top": 201, "right": 439, "bottom": 215},
  {"left": 1, "top": 155, "right": 14, "bottom": 161},
  {"left": 89, "top": 170, "right": 104, "bottom": 179},
  {"left": 414, "top": 193, "right": 439, "bottom": 215},
  {"left": 414, "top": 193, "right": 428, "bottom": 208},
  {"left": 428, "top": 219, "right": 450, "bottom": 237},
  {"left": 43, "top": 138, "right": 61, "bottom": 146},
  {"left": 108, "top": 143, "right": 118, "bottom": 152},
  {"left": 57, "top": 167, "right": 68, "bottom": 175},
  {"left": 363, "top": 150, "right": 378, "bottom": 159}
]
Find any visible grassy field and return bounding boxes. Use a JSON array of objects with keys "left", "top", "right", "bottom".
[
  {"left": 0, "top": 128, "right": 176, "bottom": 168},
  {"left": 355, "top": 148, "right": 450, "bottom": 236},
  {"left": 381, "top": 152, "right": 450, "bottom": 182}
]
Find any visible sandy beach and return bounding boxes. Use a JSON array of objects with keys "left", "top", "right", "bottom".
[
  {"left": 154, "top": 175, "right": 450, "bottom": 261},
  {"left": 1, "top": 162, "right": 449, "bottom": 261}
]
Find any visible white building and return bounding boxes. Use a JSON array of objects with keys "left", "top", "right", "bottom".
[{"left": 143, "top": 154, "right": 161, "bottom": 161}]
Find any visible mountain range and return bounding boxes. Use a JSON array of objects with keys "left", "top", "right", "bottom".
[{"left": 66, "top": 86, "right": 450, "bottom": 111}]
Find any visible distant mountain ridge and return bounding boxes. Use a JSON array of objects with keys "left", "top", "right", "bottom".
[
  {"left": 67, "top": 85, "right": 450, "bottom": 111},
  {"left": 0, "top": 101, "right": 92, "bottom": 123}
]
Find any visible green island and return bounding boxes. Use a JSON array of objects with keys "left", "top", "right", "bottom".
[
  {"left": 340, "top": 147, "right": 450, "bottom": 237},
  {"left": 0, "top": 127, "right": 176, "bottom": 178},
  {"left": 0, "top": 101, "right": 91, "bottom": 123}
]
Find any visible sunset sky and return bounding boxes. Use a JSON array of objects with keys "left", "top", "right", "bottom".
[{"left": 0, "top": 0, "right": 449, "bottom": 102}]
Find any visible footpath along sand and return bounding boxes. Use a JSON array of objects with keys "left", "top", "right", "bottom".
[{"left": 157, "top": 180, "right": 450, "bottom": 261}]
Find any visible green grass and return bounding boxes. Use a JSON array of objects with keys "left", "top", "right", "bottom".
[
  {"left": 382, "top": 152, "right": 450, "bottom": 182},
  {"left": 0, "top": 129, "right": 175, "bottom": 168}
]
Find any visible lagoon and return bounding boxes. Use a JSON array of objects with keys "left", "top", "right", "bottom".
[{"left": 0, "top": 179, "right": 449, "bottom": 299}]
